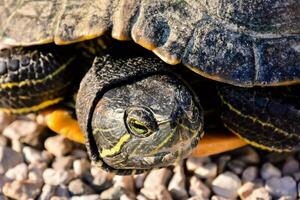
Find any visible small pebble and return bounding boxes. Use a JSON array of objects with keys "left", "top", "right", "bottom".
[
  {"left": 54, "top": 184, "right": 70, "bottom": 198},
  {"left": 189, "top": 176, "right": 211, "bottom": 198},
  {"left": 211, "top": 195, "right": 231, "bottom": 200},
  {"left": 265, "top": 176, "right": 297, "bottom": 199},
  {"left": 52, "top": 156, "right": 74, "bottom": 170},
  {"left": 0, "top": 112, "right": 14, "bottom": 132},
  {"left": 3, "top": 120, "right": 45, "bottom": 146},
  {"left": 227, "top": 159, "right": 245, "bottom": 175},
  {"left": 113, "top": 175, "right": 135, "bottom": 193},
  {"left": 44, "top": 135, "right": 73, "bottom": 157},
  {"left": 143, "top": 168, "right": 172, "bottom": 188},
  {"left": 0, "top": 135, "right": 8, "bottom": 146},
  {"left": 23, "top": 148, "right": 52, "bottom": 165},
  {"left": 141, "top": 185, "right": 172, "bottom": 200},
  {"left": 217, "top": 155, "right": 231, "bottom": 174},
  {"left": 68, "top": 179, "right": 94, "bottom": 195},
  {"left": 282, "top": 158, "right": 299, "bottom": 176},
  {"left": 43, "top": 168, "right": 75, "bottom": 186},
  {"left": 5, "top": 162, "right": 28, "bottom": 181},
  {"left": 237, "top": 182, "right": 255, "bottom": 200},
  {"left": 71, "top": 195, "right": 100, "bottom": 200},
  {"left": 168, "top": 163, "right": 189, "bottom": 199},
  {"left": 212, "top": 171, "right": 241, "bottom": 199},
  {"left": 242, "top": 166, "right": 258, "bottom": 182},
  {"left": 2, "top": 180, "right": 41, "bottom": 200},
  {"left": 186, "top": 157, "right": 211, "bottom": 172},
  {"left": 194, "top": 162, "right": 217, "bottom": 179},
  {"left": 73, "top": 159, "right": 91, "bottom": 175},
  {"left": 248, "top": 187, "right": 271, "bottom": 200},
  {"left": 0, "top": 146, "right": 23, "bottom": 174},
  {"left": 100, "top": 186, "right": 126, "bottom": 200},
  {"left": 261, "top": 163, "right": 281, "bottom": 180},
  {"left": 134, "top": 173, "right": 147, "bottom": 189},
  {"left": 39, "top": 184, "right": 56, "bottom": 200},
  {"left": 238, "top": 147, "right": 260, "bottom": 164},
  {"left": 28, "top": 162, "right": 47, "bottom": 184}
]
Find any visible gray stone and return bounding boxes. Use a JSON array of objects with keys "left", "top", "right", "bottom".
[
  {"left": 237, "top": 182, "right": 255, "bottom": 200},
  {"left": 0, "top": 112, "right": 14, "bottom": 132},
  {"left": 227, "top": 159, "right": 246, "bottom": 175},
  {"left": 293, "top": 172, "right": 300, "bottom": 181},
  {"left": 71, "top": 149, "right": 88, "bottom": 159},
  {"left": 0, "top": 146, "right": 23, "bottom": 174},
  {"left": 242, "top": 166, "right": 258, "bottom": 182},
  {"left": 52, "top": 156, "right": 74, "bottom": 170},
  {"left": 141, "top": 185, "right": 172, "bottom": 200},
  {"left": 168, "top": 163, "right": 189, "bottom": 200},
  {"left": 2, "top": 180, "right": 41, "bottom": 200},
  {"left": 68, "top": 179, "right": 94, "bottom": 195},
  {"left": 189, "top": 176, "right": 211, "bottom": 199},
  {"left": 3, "top": 120, "right": 45, "bottom": 146},
  {"left": 39, "top": 184, "right": 56, "bottom": 200},
  {"left": 261, "top": 163, "right": 281, "bottom": 180},
  {"left": 134, "top": 173, "right": 147, "bottom": 189},
  {"left": 71, "top": 195, "right": 100, "bottom": 200},
  {"left": 43, "top": 168, "right": 75, "bottom": 186},
  {"left": 44, "top": 135, "right": 73, "bottom": 157},
  {"left": 238, "top": 147, "right": 260, "bottom": 164},
  {"left": 194, "top": 162, "right": 217, "bottom": 179},
  {"left": 186, "top": 157, "right": 211, "bottom": 172},
  {"left": 265, "top": 176, "right": 297, "bottom": 199},
  {"left": 248, "top": 187, "right": 272, "bottom": 200},
  {"left": 54, "top": 184, "right": 70, "bottom": 198},
  {"left": 282, "top": 158, "right": 299, "bottom": 176},
  {"left": 144, "top": 168, "right": 172, "bottom": 188},
  {"left": 212, "top": 171, "right": 242, "bottom": 199},
  {"left": 73, "top": 159, "right": 91, "bottom": 175},
  {"left": 5, "top": 162, "right": 28, "bottom": 181},
  {"left": 217, "top": 155, "right": 231, "bottom": 174}
]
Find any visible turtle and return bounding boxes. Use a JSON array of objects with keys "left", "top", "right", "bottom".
[{"left": 0, "top": 0, "right": 299, "bottom": 175}]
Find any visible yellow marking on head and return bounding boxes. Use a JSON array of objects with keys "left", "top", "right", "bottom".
[
  {"left": 0, "top": 98, "right": 63, "bottom": 114},
  {"left": 219, "top": 94, "right": 294, "bottom": 138},
  {"left": 0, "top": 57, "right": 75, "bottom": 90},
  {"left": 225, "top": 125, "right": 291, "bottom": 152},
  {"left": 44, "top": 109, "right": 85, "bottom": 144},
  {"left": 150, "top": 127, "right": 177, "bottom": 155},
  {"left": 100, "top": 133, "right": 131, "bottom": 158}
]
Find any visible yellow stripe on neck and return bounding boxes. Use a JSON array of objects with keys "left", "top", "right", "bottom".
[
  {"left": 100, "top": 133, "right": 131, "bottom": 157},
  {"left": 0, "top": 98, "right": 63, "bottom": 114},
  {"left": 0, "top": 57, "right": 75, "bottom": 90}
]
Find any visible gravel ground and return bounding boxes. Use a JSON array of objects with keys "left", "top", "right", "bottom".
[{"left": 0, "top": 111, "right": 299, "bottom": 200}]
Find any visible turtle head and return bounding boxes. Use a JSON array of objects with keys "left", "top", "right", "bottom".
[{"left": 76, "top": 55, "right": 203, "bottom": 174}]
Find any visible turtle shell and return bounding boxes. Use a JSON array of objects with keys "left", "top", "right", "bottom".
[{"left": 0, "top": 0, "right": 299, "bottom": 86}]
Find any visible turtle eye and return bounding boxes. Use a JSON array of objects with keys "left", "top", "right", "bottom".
[
  {"left": 127, "top": 118, "right": 151, "bottom": 137},
  {"left": 125, "top": 107, "right": 158, "bottom": 137}
]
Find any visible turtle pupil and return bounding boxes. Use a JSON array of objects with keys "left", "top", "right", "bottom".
[{"left": 128, "top": 119, "right": 149, "bottom": 136}]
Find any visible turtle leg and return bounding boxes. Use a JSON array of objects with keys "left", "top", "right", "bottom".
[
  {"left": 218, "top": 84, "right": 300, "bottom": 152},
  {"left": 0, "top": 45, "right": 76, "bottom": 114},
  {"left": 41, "top": 109, "right": 85, "bottom": 144}
]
